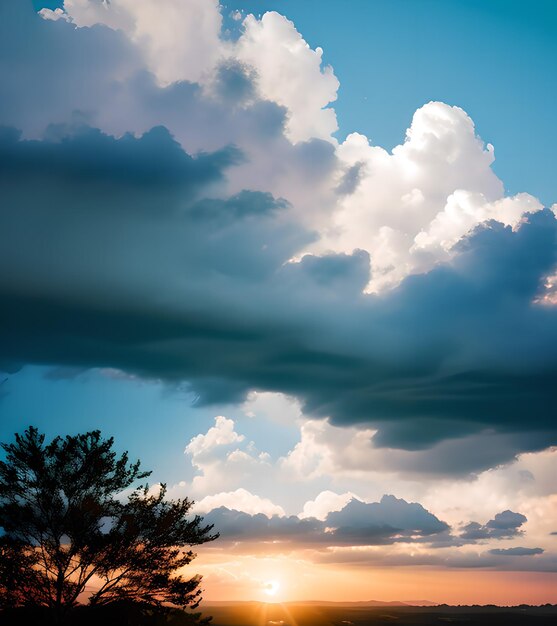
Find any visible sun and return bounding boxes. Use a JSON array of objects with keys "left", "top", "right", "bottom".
[{"left": 263, "top": 580, "right": 280, "bottom": 597}]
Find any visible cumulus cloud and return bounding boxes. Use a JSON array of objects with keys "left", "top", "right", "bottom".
[
  {"left": 186, "top": 416, "right": 245, "bottom": 459},
  {"left": 460, "top": 510, "right": 527, "bottom": 542},
  {"left": 326, "top": 496, "right": 449, "bottom": 539},
  {"left": 300, "top": 491, "right": 356, "bottom": 521},
  {"left": 308, "top": 102, "right": 544, "bottom": 292},
  {"left": 1, "top": 117, "right": 556, "bottom": 472},
  {"left": 202, "top": 494, "right": 450, "bottom": 547},
  {"left": 280, "top": 416, "right": 553, "bottom": 482},
  {"left": 35, "top": 1, "right": 339, "bottom": 144},
  {"left": 194, "top": 488, "right": 285, "bottom": 517},
  {"left": 61, "top": 0, "right": 223, "bottom": 85},
  {"left": 183, "top": 417, "right": 273, "bottom": 495},
  {"left": 235, "top": 11, "right": 339, "bottom": 142}
]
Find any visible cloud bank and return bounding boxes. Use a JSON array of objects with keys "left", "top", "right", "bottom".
[{"left": 1, "top": 1, "right": 557, "bottom": 477}]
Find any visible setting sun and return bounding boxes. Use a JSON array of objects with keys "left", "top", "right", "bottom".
[{"left": 264, "top": 580, "right": 280, "bottom": 597}]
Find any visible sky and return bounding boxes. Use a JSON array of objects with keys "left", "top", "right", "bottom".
[{"left": 1, "top": 0, "right": 557, "bottom": 605}]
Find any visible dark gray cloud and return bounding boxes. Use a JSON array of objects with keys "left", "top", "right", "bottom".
[
  {"left": 202, "top": 509, "right": 322, "bottom": 543},
  {"left": 0, "top": 2, "right": 140, "bottom": 137},
  {"left": 326, "top": 496, "right": 449, "bottom": 538},
  {"left": 460, "top": 510, "right": 527, "bottom": 542},
  {"left": 212, "top": 60, "right": 258, "bottom": 105},
  {"left": 335, "top": 162, "right": 364, "bottom": 196},
  {"left": 202, "top": 495, "right": 450, "bottom": 546},
  {"left": 489, "top": 547, "right": 544, "bottom": 556},
  {"left": 0, "top": 124, "right": 238, "bottom": 195},
  {"left": 0, "top": 119, "right": 556, "bottom": 475}
]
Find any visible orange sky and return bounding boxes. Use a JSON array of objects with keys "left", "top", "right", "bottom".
[{"left": 195, "top": 553, "right": 557, "bottom": 606}]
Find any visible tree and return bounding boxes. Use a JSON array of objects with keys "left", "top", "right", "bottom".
[{"left": 0, "top": 427, "right": 218, "bottom": 624}]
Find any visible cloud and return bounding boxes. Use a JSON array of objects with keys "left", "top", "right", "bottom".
[
  {"left": 202, "top": 494, "right": 451, "bottom": 547},
  {"left": 1, "top": 116, "right": 556, "bottom": 472},
  {"left": 183, "top": 417, "right": 274, "bottom": 496},
  {"left": 460, "top": 510, "right": 527, "bottom": 542},
  {"left": 489, "top": 547, "right": 544, "bottom": 556},
  {"left": 308, "top": 102, "right": 544, "bottom": 293},
  {"left": 235, "top": 11, "right": 339, "bottom": 142},
  {"left": 0, "top": 123, "right": 236, "bottom": 193},
  {"left": 194, "top": 488, "right": 285, "bottom": 517},
  {"left": 313, "top": 545, "right": 557, "bottom": 572},
  {"left": 300, "top": 491, "right": 356, "bottom": 521},
  {"left": 185, "top": 416, "right": 245, "bottom": 459},
  {"left": 61, "top": 0, "right": 223, "bottom": 85},
  {"left": 1, "top": 2, "right": 557, "bottom": 476},
  {"left": 326, "top": 496, "right": 449, "bottom": 538},
  {"left": 202, "top": 507, "right": 322, "bottom": 543}
]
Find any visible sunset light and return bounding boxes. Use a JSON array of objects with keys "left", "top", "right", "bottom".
[{"left": 263, "top": 580, "right": 280, "bottom": 598}]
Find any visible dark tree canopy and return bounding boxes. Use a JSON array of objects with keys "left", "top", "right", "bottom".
[{"left": 0, "top": 427, "right": 218, "bottom": 624}]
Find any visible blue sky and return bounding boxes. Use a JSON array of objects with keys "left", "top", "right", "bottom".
[{"left": 3, "top": 0, "right": 557, "bottom": 603}]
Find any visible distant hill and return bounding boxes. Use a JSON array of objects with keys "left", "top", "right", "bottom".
[
  {"left": 286, "top": 600, "right": 438, "bottom": 607},
  {"left": 203, "top": 599, "right": 437, "bottom": 607}
]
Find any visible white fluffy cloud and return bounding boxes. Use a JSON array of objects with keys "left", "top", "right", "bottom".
[
  {"left": 56, "top": 2, "right": 339, "bottom": 142},
  {"left": 176, "top": 397, "right": 557, "bottom": 559},
  {"left": 194, "top": 487, "right": 285, "bottom": 517},
  {"left": 242, "top": 390, "right": 304, "bottom": 425},
  {"left": 299, "top": 490, "right": 356, "bottom": 521},
  {"left": 184, "top": 416, "right": 274, "bottom": 496},
  {"left": 185, "top": 415, "right": 244, "bottom": 458},
  {"left": 306, "top": 102, "right": 543, "bottom": 291},
  {"left": 235, "top": 11, "right": 339, "bottom": 142},
  {"left": 62, "top": 0, "right": 223, "bottom": 84}
]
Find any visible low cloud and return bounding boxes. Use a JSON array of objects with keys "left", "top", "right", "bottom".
[
  {"left": 313, "top": 545, "right": 557, "bottom": 572},
  {"left": 460, "top": 510, "right": 527, "bottom": 542},
  {"left": 202, "top": 494, "right": 451, "bottom": 547},
  {"left": 489, "top": 547, "right": 544, "bottom": 556}
]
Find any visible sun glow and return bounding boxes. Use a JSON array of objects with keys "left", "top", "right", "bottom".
[{"left": 264, "top": 580, "right": 280, "bottom": 597}]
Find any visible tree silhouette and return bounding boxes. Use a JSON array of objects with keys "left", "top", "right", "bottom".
[{"left": 0, "top": 427, "right": 218, "bottom": 624}]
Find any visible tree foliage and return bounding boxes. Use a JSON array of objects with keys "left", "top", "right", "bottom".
[{"left": 0, "top": 427, "right": 218, "bottom": 623}]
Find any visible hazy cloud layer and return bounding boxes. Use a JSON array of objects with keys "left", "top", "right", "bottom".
[
  {"left": 313, "top": 544, "right": 555, "bottom": 572},
  {"left": 195, "top": 493, "right": 549, "bottom": 573}
]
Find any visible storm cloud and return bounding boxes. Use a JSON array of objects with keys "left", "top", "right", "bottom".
[
  {"left": 1, "top": 1, "right": 557, "bottom": 476},
  {"left": 1, "top": 121, "right": 557, "bottom": 470}
]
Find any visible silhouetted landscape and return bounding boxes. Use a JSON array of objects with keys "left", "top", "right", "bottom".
[
  {"left": 3, "top": 601, "right": 557, "bottom": 626},
  {"left": 203, "top": 601, "right": 557, "bottom": 626}
]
